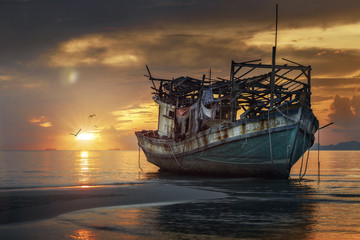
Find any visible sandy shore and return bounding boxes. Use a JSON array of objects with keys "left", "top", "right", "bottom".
[{"left": 0, "top": 184, "right": 226, "bottom": 225}]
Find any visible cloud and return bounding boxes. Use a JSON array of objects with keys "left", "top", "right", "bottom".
[
  {"left": 99, "top": 126, "right": 138, "bottom": 150},
  {"left": 328, "top": 95, "right": 360, "bottom": 137},
  {"left": 28, "top": 115, "right": 53, "bottom": 128},
  {"left": 112, "top": 101, "right": 158, "bottom": 132},
  {"left": 312, "top": 78, "right": 360, "bottom": 105},
  {"left": 0, "top": 75, "right": 13, "bottom": 81},
  {"left": 46, "top": 34, "right": 143, "bottom": 68},
  {"left": 3, "top": 0, "right": 360, "bottom": 149},
  {"left": 3, "top": 0, "right": 360, "bottom": 67}
]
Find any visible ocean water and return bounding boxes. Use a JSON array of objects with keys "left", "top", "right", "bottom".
[
  {"left": 0, "top": 150, "right": 359, "bottom": 239},
  {"left": 0, "top": 150, "right": 160, "bottom": 189}
]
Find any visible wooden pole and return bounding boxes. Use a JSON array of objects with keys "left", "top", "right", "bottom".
[
  {"left": 275, "top": 3, "right": 278, "bottom": 48},
  {"left": 270, "top": 4, "right": 278, "bottom": 109},
  {"left": 230, "top": 61, "right": 236, "bottom": 121},
  {"left": 317, "top": 122, "right": 334, "bottom": 180},
  {"left": 318, "top": 130, "right": 320, "bottom": 180},
  {"left": 270, "top": 46, "right": 276, "bottom": 109}
]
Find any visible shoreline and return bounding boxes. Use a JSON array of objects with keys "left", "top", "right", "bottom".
[{"left": 0, "top": 184, "right": 226, "bottom": 225}]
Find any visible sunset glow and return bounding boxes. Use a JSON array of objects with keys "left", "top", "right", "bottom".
[
  {"left": 76, "top": 132, "right": 96, "bottom": 141},
  {"left": 1, "top": 1, "right": 359, "bottom": 150}
]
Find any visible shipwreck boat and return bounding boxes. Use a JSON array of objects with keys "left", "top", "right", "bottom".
[{"left": 136, "top": 44, "right": 319, "bottom": 178}]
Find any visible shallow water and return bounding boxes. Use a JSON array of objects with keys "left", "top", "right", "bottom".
[{"left": 0, "top": 150, "right": 359, "bottom": 239}]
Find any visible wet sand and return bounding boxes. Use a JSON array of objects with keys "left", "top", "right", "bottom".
[{"left": 0, "top": 184, "right": 226, "bottom": 225}]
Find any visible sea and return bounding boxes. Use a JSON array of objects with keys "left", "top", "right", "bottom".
[{"left": 0, "top": 150, "right": 359, "bottom": 240}]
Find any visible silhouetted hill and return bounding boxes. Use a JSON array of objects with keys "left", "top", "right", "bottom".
[{"left": 311, "top": 141, "right": 360, "bottom": 150}]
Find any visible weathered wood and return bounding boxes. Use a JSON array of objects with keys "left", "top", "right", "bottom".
[
  {"left": 145, "top": 54, "right": 311, "bottom": 123},
  {"left": 232, "top": 63, "right": 311, "bottom": 71}
]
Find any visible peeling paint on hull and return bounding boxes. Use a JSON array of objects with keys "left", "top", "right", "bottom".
[{"left": 136, "top": 107, "right": 318, "bottom": 178}]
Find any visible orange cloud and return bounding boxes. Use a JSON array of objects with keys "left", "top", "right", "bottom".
[
  {"left": 250, "top": 23, "right": 360, "bottom": 50},
  {"left": 28, "top": 116, "right": 53, "bottom": 128},
  {"left": 112, "top": 101, "right": 158, "bottom": 132},
  {"left": 0, "top": 75, "right": 13, "bottom": 81},
  {"left": 46, "top": 34, "right": 143, "bottom": 68}
]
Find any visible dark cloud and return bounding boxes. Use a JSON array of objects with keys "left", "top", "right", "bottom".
[
  {"left": 312, "top": 78, "right": 360, "bottom": 88},
  {"left": 1, "top": 0, "right": 360, "bottom": 65}
]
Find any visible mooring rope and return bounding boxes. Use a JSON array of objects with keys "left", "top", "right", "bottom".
[
  {"left": 316, "top": 122, "right": 334, "bottom": 180},
  {"left": 298, "top": 124, "right": 306, "bottom": 179},
  {"left": 286, "top": 105, "right": 289, "bottom": 160},
  {"left": 167, "top": 141, "right": 183, "bottom": 168},
  {"left": 167, "top": 140, "right": 200, "bottom": 170},
  {"left": 300, "top": 147, "right": 310, "bottom": 180},
  {"left": 138, "top": 145, "right": 143, "bottom": 171},
  {"left": 298, "top": 114, "right": 317, "bottom": 180},
  {"left": 300, "top": 119, "right": 315, "bottom": 179},
  {"left": 240, "top": 134, "right": 248, "bottom": 149},
  {"left": 318, "top": 129, "right": 320, "bottom": 180},
  {"left": 268, "top": 109, "right": 274, "bottom": 164}
]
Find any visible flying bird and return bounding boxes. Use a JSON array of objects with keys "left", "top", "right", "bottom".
[
  {"left": 69, "top": 129, "right": 81, "bottom": 137},
  {"left": 89, "top": 114, "right": 96, "bottom": 118}
]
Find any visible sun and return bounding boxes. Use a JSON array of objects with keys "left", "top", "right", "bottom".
[{"left": 76, "top": 132, "right": 96, "bottom": 141}]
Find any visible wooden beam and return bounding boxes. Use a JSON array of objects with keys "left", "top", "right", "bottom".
[{"left": 232, "top": 62, "right": 311, "bottom": 71}]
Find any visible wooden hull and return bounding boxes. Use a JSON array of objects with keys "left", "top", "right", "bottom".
[{"left": 136, "top": 107, "right": 318, "bottom": 178}]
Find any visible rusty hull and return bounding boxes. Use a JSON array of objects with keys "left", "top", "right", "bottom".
[{"left": 136, "top": 106, "right": 318, "bottom": 178}]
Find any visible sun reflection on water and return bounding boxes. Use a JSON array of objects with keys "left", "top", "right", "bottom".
[
  {"left": 69, "top": 229, "right": 96, "bottom": 240},
  {"left": 80, "top": 151, "right": 89, "bottom": 158},
  {"left": 78, "top": 151, "right": 89, "bottom": 185}
]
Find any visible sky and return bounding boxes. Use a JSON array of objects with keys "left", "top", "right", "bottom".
[{"left": 0, "top": 0, "right": 359, "bottom": 150}]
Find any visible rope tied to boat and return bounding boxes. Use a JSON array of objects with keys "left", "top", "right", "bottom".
[
  {"left": 316, "top": 122, "right": 334, "bottom": 180},
  {"left": 138, "top": 145, "right": 143, "bottom": 171},
  {"left": 268, "top": 109, "right": 274, "bottom": 164},
  {"left": 268, "top": 106, "right": 299, "bottom": 165},
  {"left": 273, "top": 106, "right": 299, "bottom": 123},
  {"left": 167, "top": 141, "right": 183, "bottom": 168},
  {"left": 286, "top": 105, "right": 290, "bottom": 160},
  {"left": 167, "top": 140, "right": 200, "bottom": 170},
  {"left": 299, "top": 113, "right": 316, "bottom": 180}
]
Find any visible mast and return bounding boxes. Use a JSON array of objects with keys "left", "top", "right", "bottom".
[
  {"left": 230, "top": 60, "right": 236, "bottom": 121},
  {"left": 270, "top": 3, "right": 278, "bottom": 109}
]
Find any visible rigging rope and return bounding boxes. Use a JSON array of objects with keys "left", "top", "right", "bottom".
[
  {"left": 286, "top": 105, "right": 289, "bottom": 160},
  {"left": 274, "top": 106, "right": 299, "bottom": 123},
  {"left": 268, "top": 109, "right": 274, "bottom": 164}
]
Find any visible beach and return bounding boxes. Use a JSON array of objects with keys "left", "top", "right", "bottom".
[{"left": 0, "top": 184, "right": 226, "bottom": 225}]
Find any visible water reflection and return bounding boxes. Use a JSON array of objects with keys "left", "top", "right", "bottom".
[
  {"left": 80, "top": 151, "right": 89, "bottom": 159},
  {"left": 69, "top": 229, "right": 97, "bottom": 240},
  {"left": 77, "top": 151, "right": 90, "bottom": 186},
  {"left": 59, "top": 178, "right": 316, "bottom": 240},
  {"left": 152, "top": 179, "right": 315, "bottom": 239},
  {"left": 1, "top": 150, "right": 359, "bottom": 239}
]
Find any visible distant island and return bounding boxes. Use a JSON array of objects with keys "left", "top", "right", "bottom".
[{"left": 311, "top": 141, "right": 360, "bottom": 150}]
